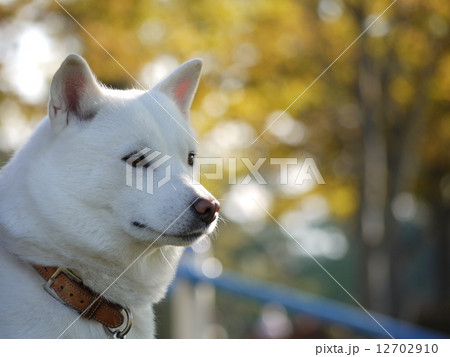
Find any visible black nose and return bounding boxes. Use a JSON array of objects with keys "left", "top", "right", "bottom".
[{"left": 193, "top": 198, "right": 220, "bottom": 224}]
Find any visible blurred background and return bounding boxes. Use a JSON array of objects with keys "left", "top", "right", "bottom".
[{"left": 0, "top": 0, "right": 449, "bottom": 338}]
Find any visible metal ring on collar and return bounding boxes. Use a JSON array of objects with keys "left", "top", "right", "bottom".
[{"left": 104, "top": 307, "right": 133, "bottom": 339}]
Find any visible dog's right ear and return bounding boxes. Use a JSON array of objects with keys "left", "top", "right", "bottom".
[
  {"left": 152, "top": 59, "right": 203, "bottom": 119},
  {"left": 48, "top": 54, "right": 102, "bottom": 130}
]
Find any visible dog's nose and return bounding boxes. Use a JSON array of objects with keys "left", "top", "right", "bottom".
[{"left": 194, "top": 198, "right": 220, "bottom": 224}]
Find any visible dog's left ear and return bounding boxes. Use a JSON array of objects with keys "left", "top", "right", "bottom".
[
  {"left": 152, "top": 59, "right": 203, "bottom": 117},
  {"left": 49, "top": 54, "right": 102, "bottom": 130}
]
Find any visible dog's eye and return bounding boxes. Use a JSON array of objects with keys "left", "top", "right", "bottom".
[{"left": 188, "top": 152, "right": 195, "bottom": 166}]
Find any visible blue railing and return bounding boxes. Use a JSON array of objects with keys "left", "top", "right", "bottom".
[{"left": 175, "top": 262, "right": 448, "bottom": 339}]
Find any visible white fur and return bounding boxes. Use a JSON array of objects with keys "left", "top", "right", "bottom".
[{"left": 0, "top": 54, "right": 217, "bottom": 338}]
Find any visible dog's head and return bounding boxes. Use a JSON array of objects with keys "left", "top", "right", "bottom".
[{"left": 40, "top": 54, "right": 219, "bottom": 247}]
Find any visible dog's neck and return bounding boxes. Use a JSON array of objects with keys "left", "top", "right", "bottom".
[
  {"left": 65, "top": 244, "right": 185, "bottom": 307},
  {"left": 0, "top": 218, "right": 184, "bottom": 309}
]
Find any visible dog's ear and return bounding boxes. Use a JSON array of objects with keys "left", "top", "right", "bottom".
[
  {"left": 152, "top": 59, "right": 203, "bottom": 117},
  {"left": 48, "top": 54, "right": 102, "bottom": 128}
]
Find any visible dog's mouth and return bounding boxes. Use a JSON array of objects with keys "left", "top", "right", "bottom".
[
  {"left": 132, "top": 221, "right": 148, "bottom": 229},
  {"left": 132, "top": 221, "right": 206, "bottom": 242}
]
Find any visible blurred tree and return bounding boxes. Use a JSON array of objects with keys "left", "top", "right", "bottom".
[{"left": 348, "top": 1, "right": 450, "bottom": 317}]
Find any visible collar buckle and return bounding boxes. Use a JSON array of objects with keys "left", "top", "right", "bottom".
[
  {"left": 43, "top": 267, "right": 82, "bottom": 304},
  {"left": 35, "top": 264, "right": 130, "bottom": 337}
]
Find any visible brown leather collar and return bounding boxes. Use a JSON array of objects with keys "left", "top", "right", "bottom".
[{"left": 33, "top": 265, "right": 125, "bottom": 330}]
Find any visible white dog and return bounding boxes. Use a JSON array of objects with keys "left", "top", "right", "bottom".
[{"left": 0, "top": 54, "right": 220, "bottom": 338}]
